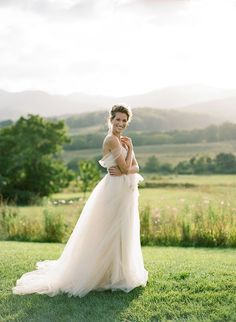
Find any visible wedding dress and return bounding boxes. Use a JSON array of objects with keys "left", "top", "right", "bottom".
[{"left": 12, "top": 144, "right": 148, "bottom": 298}]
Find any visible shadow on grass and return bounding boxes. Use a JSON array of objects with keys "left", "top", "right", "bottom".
[{"left": 8, "top": 286, "right": 145, "bottom": 322}]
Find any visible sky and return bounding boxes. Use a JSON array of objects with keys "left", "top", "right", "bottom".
[{"left": 0, "top": 0, "right": 236, "bottom": 97}]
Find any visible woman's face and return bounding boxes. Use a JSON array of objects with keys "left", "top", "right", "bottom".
[{"left": 111, "top": 112, "right": 128, "bottom": 134}]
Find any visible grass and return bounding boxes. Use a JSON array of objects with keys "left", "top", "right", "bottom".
[
  {"left": 1, "top": 175, "right": 236, "bottom": 247},
  {"left": 52, "top": 174, "right": 236, "bottom": 216},
  {"left": 53, "top": 174, "right": 236, "bottom": 209},
  {"left": 142, "top": 174, "right": 236, "bottom": 186},
  {"left": 1, "top": 241, "right": 236, "bottom": 322}
]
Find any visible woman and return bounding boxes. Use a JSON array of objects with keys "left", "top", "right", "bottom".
[{"left": 12, "top": 104, "right": 148, "bottom": 298}]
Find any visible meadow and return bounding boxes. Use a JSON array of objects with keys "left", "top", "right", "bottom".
[
  {"left": 1, "top": 174, "right": 236, "bottom": 247},
  {"left": 61, "top": 140, "right": 236, "bottom": 166},
  {"left": 1, "top": 173, "right": 236, "bottom": 321},
  {"left": 1, "top": 241, "right": 235, "bottom": 322}
]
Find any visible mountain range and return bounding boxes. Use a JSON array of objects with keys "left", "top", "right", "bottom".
[{"left": 0, "top": 84, "right": 235, "bottom": 123}]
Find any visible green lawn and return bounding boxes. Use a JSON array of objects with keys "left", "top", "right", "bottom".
[{"left": 1, "top": 241, "right": 236, "bottom": 322}]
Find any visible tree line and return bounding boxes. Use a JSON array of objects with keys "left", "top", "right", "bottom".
[
  {"left": 143, "top": 153, "right": 236, "bottom": 174},
  {"left": 56, "top": 107, "right": 218, "bottom": 132},
  {"left": 64, "top": 122, "right": 236, "bottom": 151}
]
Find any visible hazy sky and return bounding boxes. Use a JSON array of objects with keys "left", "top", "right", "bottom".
[{"left": 0, "top": 0, "right": 236, "bottom": 96}]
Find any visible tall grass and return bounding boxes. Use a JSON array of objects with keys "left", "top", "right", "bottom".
[
  {"left": 1, "top": 199, "right": 235, "bottom": 247},
  {"left": 140, "top": 201, "right": 236, "bottom": 247},
  {"left": 43, "top": 209, "right": 66, "bottom": 242},
  {"left": 0, "top": 205, "right": 68, "bottom": 243}
]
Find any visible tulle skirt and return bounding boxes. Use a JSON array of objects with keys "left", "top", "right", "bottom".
[{"left": 12, "top": 173, "right": 148, "bottom": 298}]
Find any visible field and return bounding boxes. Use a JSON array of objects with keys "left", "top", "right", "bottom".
[
  {"left": 1, "top": 174, "right": 236, "bottom": 247},
  {"left": 1, "top": 241, "right": 235, "bottom": 322},
  {"left": 61, "top": 141, "right": 236, "bottom": 166},
  {"left": 1, "top": 174, "right": 236, "bottom": 321},
  {"left": 139, "top": 174, "right": 236, "bottom": 208},
  {"left": 54, "top": 173, "right": 236, "bottom": 210}
]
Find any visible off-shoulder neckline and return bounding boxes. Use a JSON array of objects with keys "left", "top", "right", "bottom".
[{"left": 106, "top": 134, "right": 128, "bottom": 152}]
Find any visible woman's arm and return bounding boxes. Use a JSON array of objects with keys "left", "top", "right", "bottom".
[
  {"left": 127, "top": 154, "right": 139, "bottom": 174},
  {"left": 104, "top": 135, "right": 133, "bottom": 174},
  {"left": 109, "top": 154, "right": 139, "bottom": 176},
  {"left": 108, "top": 136, "right": 140, "bottom": 176}
]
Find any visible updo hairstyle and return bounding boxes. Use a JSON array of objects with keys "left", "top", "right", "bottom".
[{"left": 108, "top": 104, "right": 132, "bottom": 128}]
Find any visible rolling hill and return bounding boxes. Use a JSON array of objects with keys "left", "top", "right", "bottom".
[{"left": 0, "top": 84, "right": 236, "bottom": 123}]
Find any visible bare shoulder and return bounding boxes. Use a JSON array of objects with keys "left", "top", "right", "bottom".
[{"left": 103, "top": 135, "right": 119, "bottom": 150}]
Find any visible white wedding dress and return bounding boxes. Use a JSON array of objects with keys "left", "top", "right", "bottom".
[{"left": 12, "top": 145, "right": 148, "bottom": 298}]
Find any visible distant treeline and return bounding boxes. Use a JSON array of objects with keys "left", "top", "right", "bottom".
[
  {"left": 0, "top": 106, "right": 232, "bottom": 135},
  {"left": 68, "top": 152, "right": 236, "bottom": 175},
  {"left": 64, "top": 122, "right": 236, "bottom": 150},
  {"left": 62, "top": 108, "right": 218, "bottom": 132},
  {"left": 0, "top": 120, "right": 13, "bottom": 128},
  {"left": 143, "top": 153, "right": 236, "bottom": 174}
]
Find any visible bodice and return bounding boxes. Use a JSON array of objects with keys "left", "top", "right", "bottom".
[
  {"left": 98, "top": 145, "right": 127, "bottom": 169},
  {"left": 98, "top": 146, "right": 144, "bottom": 191}
]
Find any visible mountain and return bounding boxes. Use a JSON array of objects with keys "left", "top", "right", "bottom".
[
  {"left": 0, "top": 84, "right": 235, "bottom": 122},
  {"left": 62, "top": 108, "right": 221, "bottom": 133},
  {"left": 0, "top": 90, "right": 91, "bottom": 120},
  {"left": 117, "top": 84, "right": 229, "bottom": 109},
  {"left": 179, "top": 96, "right": 236, "bottom": 122}
]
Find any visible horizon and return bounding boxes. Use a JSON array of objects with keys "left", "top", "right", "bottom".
[{"left": 0, "top": 82, "right": 236, "bottom": 98}]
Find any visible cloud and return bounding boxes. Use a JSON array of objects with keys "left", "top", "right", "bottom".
[
  {"left": 1, "top": 0, "right": 236, "bottom": 95},
  {"left": 0, "top": 0, "right": 189, "bottom": 21},
  {"left": 0, "top": 0, "right": 104, "bottom": 19}
]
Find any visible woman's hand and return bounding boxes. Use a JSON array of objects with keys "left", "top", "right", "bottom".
[
  {"left": 121, "top": 136, "right": 133, "bottom": 151},
  {"left": 108, "top": 166, "right": 123, "bottom": 176}
]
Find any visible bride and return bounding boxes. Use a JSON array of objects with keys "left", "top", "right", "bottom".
[{"left": 12, "top": 104, "right": 148, "bottom": 298}]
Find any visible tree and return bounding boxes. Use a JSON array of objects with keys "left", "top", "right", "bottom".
[
  {"left": 77, "top": 160, "right": 101, "bottom": 197},
  {"left": 0, "top": 114, "right": 73, "bottom": 204},
  {"left": 215, "top": 153, "right": 236, "bottom": 173},
  {"left": 174, "top": 160, "right": 193, "bottom": 174},
  {"left": 159, "top": 162, "right": 173, "bottom": 174},
  {"left": 143, "top": 155, "right": 160, "bottom": 173}
]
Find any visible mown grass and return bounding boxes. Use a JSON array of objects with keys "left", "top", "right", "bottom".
[{"left": 1, "top": 241, "right": 236, "bottom": 322}]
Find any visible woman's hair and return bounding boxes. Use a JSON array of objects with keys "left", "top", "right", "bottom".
[{"left": 107, "top": 104, "right": 132, "bottom": 133}]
